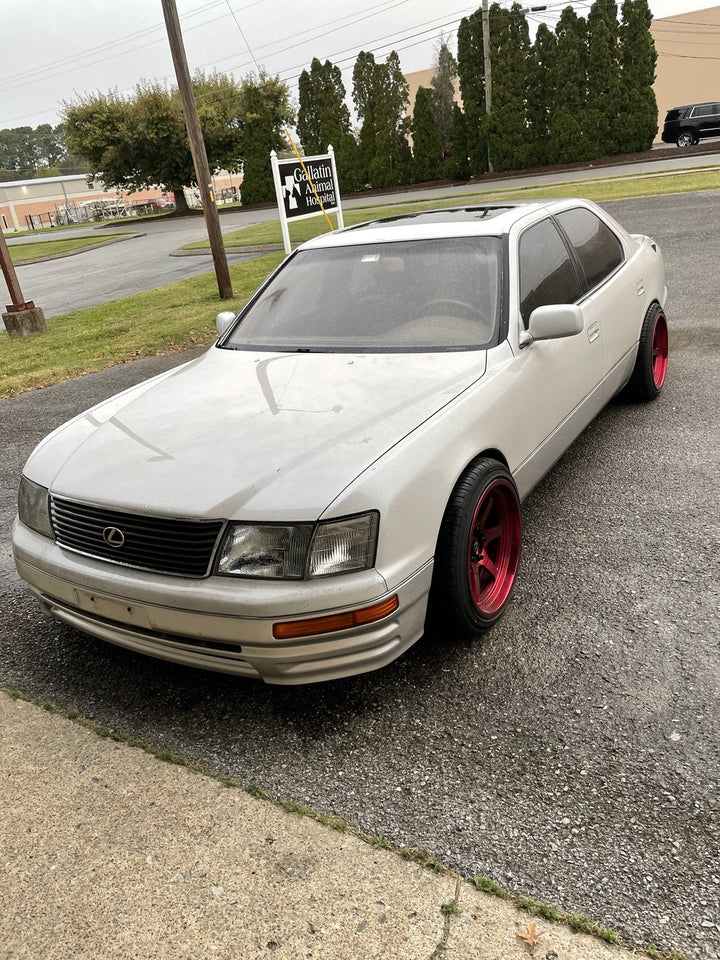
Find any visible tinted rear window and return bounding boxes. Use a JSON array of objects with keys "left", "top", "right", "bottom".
[
  {"left": 664, "top": 108, "right": 685, "bottom": 122},
  {"left": 555, "top": 208, "right": 624, "bottom": 290}
]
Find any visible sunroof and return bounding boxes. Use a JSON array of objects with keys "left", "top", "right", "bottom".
[{"left": 348, "top": 206, "right": 516, "bottom": 229}]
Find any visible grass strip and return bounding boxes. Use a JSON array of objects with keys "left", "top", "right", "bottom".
[
  {"left": 7, "top": 234, "right": 134, "bottom": 263},
  {"left": 182, "top": 168, "right": 720, "bottom": 251}
]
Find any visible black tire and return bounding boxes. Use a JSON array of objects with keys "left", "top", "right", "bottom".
[
  {"left": 676, "top": 131, "right": 693, "bottom": 148},
  {"left": 428, "top": 458, "right": 521, "bottom": 637},
  {"left": 622, "top": 302, "right": 668, "bottom": 402}
]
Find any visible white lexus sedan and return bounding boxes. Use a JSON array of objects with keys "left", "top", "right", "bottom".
[{"left": 12, "top": 200, "right": 668, "bottom": 684}]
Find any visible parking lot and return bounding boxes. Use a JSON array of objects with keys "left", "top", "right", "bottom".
[{"left": 1, "top": 189, "right": 718, "bottom": 959}]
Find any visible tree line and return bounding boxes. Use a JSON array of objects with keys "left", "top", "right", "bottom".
[
  {"left": 0, "top": 124, "right": 85, "bottom": 181},
  {"left": 1, "top": 0, "right": 657, "bottom": 205}
]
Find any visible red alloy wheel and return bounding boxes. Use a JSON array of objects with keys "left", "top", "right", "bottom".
[
  {"left": 466, "top": 477, "right": 522, "bottom": 618},
  {"left": 652, "top": 311, "right": 669, "bottom": 389}
]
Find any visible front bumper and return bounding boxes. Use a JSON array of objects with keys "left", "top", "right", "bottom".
[{"left": 12, "top": 520, "right": 432, "bottom": 684}]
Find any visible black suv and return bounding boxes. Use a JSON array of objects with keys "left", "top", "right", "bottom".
[{"left": 661, "top": 102, "right": 720, "bottom": 147}]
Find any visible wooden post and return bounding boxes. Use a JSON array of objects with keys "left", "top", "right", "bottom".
[
  {"left": 161, "top": 0, "right": 233, "bottom": 300},
  {"left": 0, "top": 223, "right": 47, "bottom": 336}
]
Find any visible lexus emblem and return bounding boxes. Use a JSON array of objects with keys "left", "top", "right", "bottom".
[{"left": 102, "top": 526, "right": 125, "bottom": 548}]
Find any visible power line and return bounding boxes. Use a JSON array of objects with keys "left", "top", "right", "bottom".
[{"left": 0, "top": 1, "right": 231, "bottom": 91}]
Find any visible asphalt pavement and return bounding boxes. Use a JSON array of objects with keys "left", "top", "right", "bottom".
[{"left": 1, "top": 188, "right": 719, "bottom": 959}]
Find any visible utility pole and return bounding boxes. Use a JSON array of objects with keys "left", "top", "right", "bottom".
[
  {"left": 481, "top": 0, "right": 494, "bottom": 173},
  {"left": 161, "top": 0, "right": 233, "bottom": 300}
]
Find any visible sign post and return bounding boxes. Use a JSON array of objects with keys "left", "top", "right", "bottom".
[{"left": 271, "top": 145, "right": 344, "bottom": 255}]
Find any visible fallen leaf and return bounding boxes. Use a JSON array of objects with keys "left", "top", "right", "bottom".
[{"left": 516, "top": 921, "right": 546, "bottom": 950}]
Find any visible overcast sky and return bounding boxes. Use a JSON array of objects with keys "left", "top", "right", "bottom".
[{"left": 0, "top": 0, "right": 715, "bottom": 130}]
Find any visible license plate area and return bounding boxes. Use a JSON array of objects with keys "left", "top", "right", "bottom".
[{"left": 73, "top": 588, "right": 151, "bottom": 628}]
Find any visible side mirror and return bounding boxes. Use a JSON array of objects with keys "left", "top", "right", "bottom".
[
  {"left": 519, "top": 304, "right": 584, "bottom": 348},
  {"left": 216, "top": 311, "right": 236, "bottom": 336}
]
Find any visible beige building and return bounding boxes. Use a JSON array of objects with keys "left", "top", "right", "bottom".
[
  {"left": 651, "top": 5, "right": 720, "bottom": 138},
  {"left": 0, "top": 176, "right": 174, "bottom": 232},
  {"left": 0, "top": 172, "right": 240, "bottom": 233},
  {"left": 404, "top": 5, "right": 720, "bottom": 145}
]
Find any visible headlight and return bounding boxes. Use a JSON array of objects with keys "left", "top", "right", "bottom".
[
  {"left": 307, "top": 512, "right": 379, "bottom": 577},
  {"left": 217, "top": 512, "right": 379, "bottom": 579},
  {"left": 217, "top": 523, "right": 312, "bottom": 578},
  {"left": 17, "top": 476, "right": 53, "bottom": 538}
]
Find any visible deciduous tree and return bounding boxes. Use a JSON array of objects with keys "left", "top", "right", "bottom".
[{"left": 63, "top": 71, "right": 292, "bottom": 210}]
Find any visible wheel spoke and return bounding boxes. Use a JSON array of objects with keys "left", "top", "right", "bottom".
[
  {"left": 479, "top": 553, "right": 499, "bottom": 582},
  {"left": 483, "top": 522, "right": 503, "bottom": 546},
  {"left": 478, "top": 494, "right": 494, "bottom": 529},
  {"left": 468, "top": 561, "right": 485, "bottom": 597}
]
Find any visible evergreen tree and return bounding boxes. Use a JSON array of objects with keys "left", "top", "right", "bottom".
[
  {"left": 485, "top": 3, "right": 532, "bottom": 172},
  {"left": 445, "top": 103, "right": 471, "bottom": 180},
  {"left": 585, "top": 0, "right": 622, "bottom": 157},
  {"left": 430, "top": 40, "right": 458, "bottom": 148},
  {"left": 298, "top": 58, "right": 350, "bottom": 153},
  {"left": 352, "top": 50, "right": 411, "bottom": 189},
  {"left": 617, "top": 0, "right": 658, "bottom": 151},
  {"left": 411, "top": 86, "right": 443, "bottom": 181},
  {"left": 547, "top": 7, "right": 592, "bottom": 163},
  {"left": 457, "top": 9, "right": 488, "bottom": 176},
  {"left": 352, "top": 50, "right": 379, "bottom": 186},
  {"left": 237, "top": 72, "right": 295, "bottom": 204},
  {"left": 297, "top": 57, "right": 360, "bottom": 190},
  {"left": 526, "top": 23, "right": 557, "bottom": 166}
]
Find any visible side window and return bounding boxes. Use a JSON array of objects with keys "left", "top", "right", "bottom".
[
  {"left": 690, "top": 104, "right": 712, "bottom": 118},
  {"left": 519, "top": 218, "right": 582, "bottom": 327},
  {"left": 555, "top": 207, "right": 624, "bottom": 290}
]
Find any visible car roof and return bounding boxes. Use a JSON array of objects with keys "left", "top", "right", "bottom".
[
  {"left": 667, "top": 102, "right": 717, "bottom": 111},
  {"left": 301, "top": 199, "right": 590, "bottom": 248}
]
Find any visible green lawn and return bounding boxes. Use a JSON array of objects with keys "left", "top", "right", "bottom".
[
  {"left": 0, "top": 253, "right": 283, "bottom": 398},
  {"left": 8, "top": 234, "right": 134, "bottom": 264}
]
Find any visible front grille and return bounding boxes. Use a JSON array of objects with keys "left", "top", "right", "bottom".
[{"left": 50, "top": 496, "right": 225, "bottom": 578}]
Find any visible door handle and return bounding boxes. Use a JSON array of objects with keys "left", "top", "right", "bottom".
[{"left": 587, "top": 321, "right": 600, "bottom": 344}]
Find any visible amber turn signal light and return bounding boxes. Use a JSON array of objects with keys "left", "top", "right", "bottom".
[{"left": 273, "top": 595, "right": 399, "bottom": 640}]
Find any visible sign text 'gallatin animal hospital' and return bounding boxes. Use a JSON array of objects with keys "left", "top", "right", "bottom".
[{"left": 271, "top": 146, "right": 344, "bottom": 254}]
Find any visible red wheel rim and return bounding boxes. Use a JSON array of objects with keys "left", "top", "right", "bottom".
[
  {"left": 651, "top": 313, "right": 668, "bottom": 389},
  {"left": 466, "top": 478, "right": 521, "bottom": 618}
]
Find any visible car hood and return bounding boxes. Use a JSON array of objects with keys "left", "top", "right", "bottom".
[{"left": 28, "top": 346, "right": 487, "bottom": 521}]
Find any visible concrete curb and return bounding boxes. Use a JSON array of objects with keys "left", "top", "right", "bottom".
[
  {"left": 0, "top": 691, "right": 663, "bottom": 960},
  {"left": 170, "top": 243, "right": 284, "bottom": 257}
]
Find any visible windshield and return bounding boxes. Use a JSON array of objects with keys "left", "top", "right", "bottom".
[{"left": 222, "top": 237, "right": 503, "bottom": 353}]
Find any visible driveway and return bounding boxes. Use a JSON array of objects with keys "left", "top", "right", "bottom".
[{"left": 1, "top": 191, "right": 718, "bottom": 960}]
